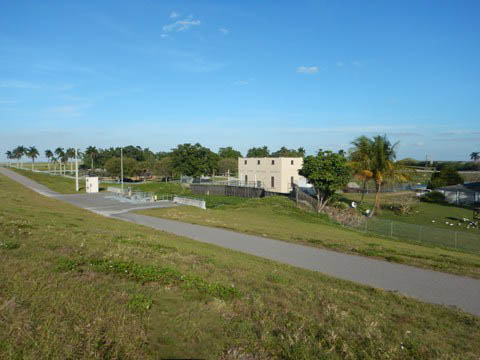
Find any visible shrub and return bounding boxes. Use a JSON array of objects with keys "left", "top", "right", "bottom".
[{"left": 420, "top": 191, "right": 446, "bottom": 204}]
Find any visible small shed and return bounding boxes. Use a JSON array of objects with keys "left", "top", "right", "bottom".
[{"left": 436, "top": 182, "right": 480, "bottom": 205}]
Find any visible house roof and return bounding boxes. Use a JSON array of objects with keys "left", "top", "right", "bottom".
[{"left": 437, "top": 182, "right": 480, "bottom": 192}]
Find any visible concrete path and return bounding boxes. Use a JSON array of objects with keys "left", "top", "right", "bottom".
[{"left": 2, "top": 166, "right": 480, "bottom": 316}]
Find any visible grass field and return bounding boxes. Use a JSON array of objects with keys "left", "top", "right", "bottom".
[
  {"left": 138, "top": 197, "right": 480, "bottom": 278},
  {"left": 342, "top": 192, "right": 480, "bottom": 234},
  {"left": 1, "top": 173, "right": 480, "bottom": 358}
]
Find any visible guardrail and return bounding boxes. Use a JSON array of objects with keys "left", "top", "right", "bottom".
[{"left": 173, "top": 196, "right": 206, "bottom": 210}]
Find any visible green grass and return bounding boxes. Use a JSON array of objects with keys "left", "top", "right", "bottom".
[
  {"left": 342, "top": 192, "right": 480, "bottom": 234},
  {"left": 1, "top": 173, "right": 480, "bottom": 358},
  {"left": 11, "top": 168, "right": 107, "bottom": 194},
  {"left": 138, "top": 196, "right": 480, "bottom": 278}
]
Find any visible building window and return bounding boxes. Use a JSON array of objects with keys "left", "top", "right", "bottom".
[
  {"left": 271, "top": 176, "right": 275, "bottom": 188},
  {"left": 271, "top": 160, "right": 275, "bottom": 165},
  {"left": 245, "top": 175, "right": 248, "bottom": 183},
  {"left": 244, "top": 160, "right": 247, "bottom": 165},
  {"left": 257, "top": 160, "right": 260, "bottom": 165},
  {"left": 291, "top": 160, "right": 294, "bottom": 165}
]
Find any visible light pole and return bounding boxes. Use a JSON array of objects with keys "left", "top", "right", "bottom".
[
  {"left": 75, "top": 148, "right": 79, "bottom": 192},
  {"left": 120, "top": 147, "right": 124, "bottom": 191}
]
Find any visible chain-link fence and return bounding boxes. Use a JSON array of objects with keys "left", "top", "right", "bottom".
[{"left": 349, "top": 218, "right": 480, "bottom": 253}]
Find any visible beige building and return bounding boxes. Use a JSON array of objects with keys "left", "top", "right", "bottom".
[{"left": 238, "top": 157, "right": 304, "bottom": 193}]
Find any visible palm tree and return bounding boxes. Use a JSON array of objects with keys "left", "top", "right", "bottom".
[
  {"left": 66, "top": 147, "right": 76, "bottom": 173},
  {"left": 368, "top": 135, "right": 410, "bottom": 216},
  {"left": 61, "top": 152, "right": 69, "bottom": 174},
  {"left": 471, "top": 152, "right": 480, "bottom": 162},
  {"left": 54, "top": 147, "right": 65, "bottom": 175},
  {"left": 51, "top": 156, "right": 57, "bottom": 173},
  {"left": 45, "top": 149, "right": 53, "bottom": 171},
  {"left": 85, "top": 146, "right": 98, "bottom": 170},
  {"left": 349, "top": 136, "right": 374, "bottom": 204},
  {"left": 13, "top": 145, "right": 26, "bottom": 168},
  {"left": 26, "top": 146, "right": 39, "bottom": 171},
  {"left": 5, "top": 150, "right": 13, "bottom": 167}
]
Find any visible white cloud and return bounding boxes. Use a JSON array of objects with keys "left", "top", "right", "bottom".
[
  {"left": 160, "top": 34, "right": 169, "bottom": 39},
  {"left": 0, "top": 80, "right": 40, "bottom": 89},
  {"left": 0, "top": 99, "right": 19, "bottom": 104},
  {"left": 233, "top": 80, "right": 249, "bottom": 86},
  {"left": 219, "top": 27, "right": 229, "bottom": 35},
  {"left": 170, "top": 11, "right": 179, "bottom": 19},
  {"left": 162, "top": 16, "right": 201, "bottom": 33},
  {"left": 336, "top": 61, "right": 344, "bottom": 67},
  {"left": 352, "top": 60, "right": 363, "bottom": 67},
  {"left": 296, "top": 66, "right": 318, "bottom": 74},
  {"left": 46, "top": 103, "right": 92, "bottom": 118}
]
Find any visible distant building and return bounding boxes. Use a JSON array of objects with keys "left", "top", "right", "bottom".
[
  {"left": 238, "top": 157, "right": 307, "bottom": 193},
  {"left": 436, "top": 182, "right": 480, "bottom": 205}
]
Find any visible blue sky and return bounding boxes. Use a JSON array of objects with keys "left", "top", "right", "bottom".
[{"left": 1, "top": 0, "right": 479, "bottom": 161}]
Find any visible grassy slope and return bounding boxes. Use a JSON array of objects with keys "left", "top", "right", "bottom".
[
  {"left": 11, "top": 168, "right": 107, "bottom": 194},
  {"left": 1, "top": 174, "right": 480, "bottom": 358},
  {"left": 342, "top": 192, "right": 480, "bottom": 234},
  {"left": 138, "top": 197, "right": 480, "bottom": 278}
]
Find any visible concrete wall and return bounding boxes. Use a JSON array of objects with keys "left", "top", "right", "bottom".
[
  {"left": 238, "top": 157, "right": 304, "bottom": 193},
  {"left": 173, "top": 196, "right": 206, "bottom": 209}
]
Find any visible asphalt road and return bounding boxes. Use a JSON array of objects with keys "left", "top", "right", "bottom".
[{"left": 2, "top": 166, "right": 480, "bottom": 316}]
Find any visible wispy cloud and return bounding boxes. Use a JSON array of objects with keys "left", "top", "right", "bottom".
[
  {"left": 352, "top": 60, "right": 363, "bottom": 67},
  {"left": 163, "top": 15, "right": 201, "bottom": 33},
  {"left": 45, "top": 103, "right": 92, "bottom": 118},
  {"left": 0, "top": 80, "right": 40, "bottom": 89},
  {"left": 170, "top": 11, "right": 179, "bottom": 19},
  {"left": 219, "top": 27, "right": 229, "bottom": 35},
  {"left": 336, "top": 61, "right": 344, "bottom": 67},
  {"left": 233, "top": 80, "right": 249, "bottom": 86},
  {"left": 93, "top": 15, "right": 132, "bottom": 37},
  {"left": 168, "top": 49, "right": 225, "bottom": 73},
  {"left": 297, "top": 66, "right": 318, "bottom": 74},
  {"left": 0, "top": 99, "right": 19, "bottom": 104}
]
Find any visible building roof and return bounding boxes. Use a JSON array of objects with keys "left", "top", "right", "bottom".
[{"left": 437, "top": 182, "right": 480, "bottom": 192}]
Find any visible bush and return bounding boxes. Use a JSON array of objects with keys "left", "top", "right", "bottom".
[
  {"left": 427, "top": 177, "right": 447, "bottom": 189},
  {"left": 420, "top": 191, "right": 446, "bottom": 204}
]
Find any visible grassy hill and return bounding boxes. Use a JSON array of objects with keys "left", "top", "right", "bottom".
[{"left": 1, "top": 172, "right": 480, "bottom": 358}]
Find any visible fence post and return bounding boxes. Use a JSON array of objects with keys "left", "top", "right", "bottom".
[
  {"left": 390, "top": 221, "right": 393, "bottom": 238},
  {"left": 454, "top": 231, "right": 458, "bottom": 249}
]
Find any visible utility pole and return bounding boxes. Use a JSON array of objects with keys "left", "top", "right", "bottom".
[
  {"left": 120, "top": 147, "right": 124, "bottom": 191},
  {"left": 75, "top": 148, "right": 79, "bottom": 192}
]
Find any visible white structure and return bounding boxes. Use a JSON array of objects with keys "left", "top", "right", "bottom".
[
  {"left": 238, "top": 157, "right": 306, "bottom": 194},
  {"left": 85, "top": 177, "right": 99, "bottom": 193}
]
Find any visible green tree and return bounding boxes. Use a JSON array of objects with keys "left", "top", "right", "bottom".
[
  {"left": 271, "top": 146, "right": 305, "bottom": 157},
  {"left": 246, "top": 146, "right": 270, "bottom": 157},
  {"left": 85, "top": 146, "right": 99, "bottom": 170},
  {"left": 428, "top": 164, "right": 464, "bottom": 189},
  {"left": 349, "top": 136, "right": 374, "bottom": 204},
  {"left": 54, "top": 147, "right": 65, "bottom": 174},
  {"left": 5, "top": 150, "right": 13, "bottom": 166},
  {"left": 218, "top": 158, "right": 238, "bottom": 176},
  {"left": 471, "top": 152, "right": 480, "bottom": 162},
  {"left": 13, "top": 145, "right": 26, "bottom": 168},
  {"left": 365, "top": 135, "right": 408, "bottom": 216},
  {"left": 66, "top": 148, "right": 76, "bottom": 172},
  {"left": 104, "top": 157, "right": 140, "bottom": 178},
  {"left": 153, "top": 156, "right": 174, "bottom": 179},
  {"left": 26, "top": 146, "right": 39, "bottom": 171},
  {"left": 45, "top": 149, "right": 53, "bottom": 171},
  {"left": 299, "top": 150, "right": 352, "bottom": 212},
  {"left": 218, "top": 146, "right": 242, "bottom": 159},
  {"left": 170, "top": 143, "right": 219, "bottom": 177}
]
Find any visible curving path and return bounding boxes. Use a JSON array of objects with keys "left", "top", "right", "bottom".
[{"left": 1, "top": 166, "right": 480, "bottom": 316}]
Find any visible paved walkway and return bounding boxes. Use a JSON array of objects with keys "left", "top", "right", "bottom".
[{"left": 2, "top": 167, "right": 480, "bottom": 316}]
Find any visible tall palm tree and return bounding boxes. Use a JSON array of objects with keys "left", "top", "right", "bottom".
[
  {"left": 368, "top": 135, "right": 410, "bottom": 216},
  {"left": 66, "top": 147, "right": 76, "bottom": 173},
  {"left": 54, "top": 147, "right": 65, "bottom": 175},
  {"left": 45, "top": 149, "right": 53, "bottom": 171},
  {"left": 51, "top": 156, "right": 57, "bottom": 173},
  {"left": 85, "top": 146, "right": 98, "bottom": 170},
  {"left": 349, "top": 136, "right": 374, "bottom": 204},
  {"left": 471, "top": 152, "right": 480, "bottom": 162},
  {"left": 5, "top": 150, "right": 13, "bottom": 167},
  {"left": 26, "top": 146, "right": 39, "bottom": 171},
  {"left": 13, "top": 145, "right": 26, "bottom": 168}
]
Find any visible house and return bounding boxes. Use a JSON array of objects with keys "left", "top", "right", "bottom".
[
  {"left": 237, "top": 157, "right": 306, "bottom": 194},
  {"left": 436, "top": 182, "right": 480, "bottom": 205}
]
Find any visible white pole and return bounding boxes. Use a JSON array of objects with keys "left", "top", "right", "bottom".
[
  {"left": 120, "top": 147, "right": 124, "bottom": 191},
  {"left": 75, "top": 148, "right": 79, "bottom": 192}
]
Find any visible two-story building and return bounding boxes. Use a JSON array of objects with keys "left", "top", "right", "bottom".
[{"left": 237, "top": 157, "right": 304, "bottom": 194}]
